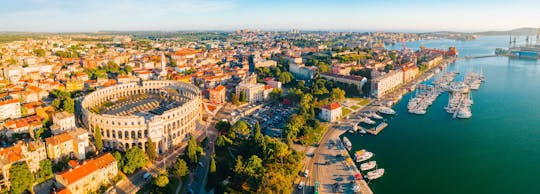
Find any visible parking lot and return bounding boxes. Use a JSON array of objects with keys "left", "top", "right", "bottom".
[{"left": 233, "top": 103, "right": 296, "bottom": 138}]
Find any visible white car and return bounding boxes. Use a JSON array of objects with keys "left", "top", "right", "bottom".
[{"left": 298, "top": 181, "right": 305, "bottom": 190}]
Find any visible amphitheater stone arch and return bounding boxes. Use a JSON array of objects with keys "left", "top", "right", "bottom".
[{"left": 81, "top": 80, "right": 201, "bottom": 153}]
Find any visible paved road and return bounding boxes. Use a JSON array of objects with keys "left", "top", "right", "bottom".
[
  {"left": 302, "top": 101, "right": 375, "bottom": 194},
  {"left": 183, "top": 118, "right": 218, "bottom": 194}
]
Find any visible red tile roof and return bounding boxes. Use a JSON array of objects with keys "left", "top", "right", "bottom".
[
  {"left": 56, "top": 153, "right": 116, "bottom": 185},
  {"left": 214, "top": 85, "right": 225, "bottom": 91},
  {"left": 323, "top": 102, "right": 341, "bottom": 110},
  {"left": 0, "top": 142, "right": 23, "bottom": 163}
]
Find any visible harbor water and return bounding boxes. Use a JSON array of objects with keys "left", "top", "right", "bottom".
[{"left": 345, "top": 36, "right": 540, "bottom": 194}]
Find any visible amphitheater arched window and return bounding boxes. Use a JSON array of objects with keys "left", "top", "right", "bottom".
[
  {"left": 144, "top": 130, "right": 148, "bottom": 138},
  {"left": 125, "top": 131, "right": 129, "bottom": 139},
  {"left": 112, "top": 131, "right": 116, "bottom": 138},
  {"left": 106, "top": 130, "right": 110, "bottom": 138},
  {"left": 118, "top": 131, "right": 122, "bottom": 139},
  {"left": 131, "top": 131, "right": 135, "bottom": 139},
  {"left": 138, "top": 131, "right": 142, "bottom": 139}
]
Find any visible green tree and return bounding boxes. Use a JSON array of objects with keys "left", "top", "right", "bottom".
[
  {"left": 62, "top": 97, "right": 75, "bottom": 113},
  {"left": 206, "top": 156, "right": 217, "bottom": 190},
  {"left": 269, "top": 88, "right": 283, "bottom": 102},
  {"left": 9, "top": 162, "right": 34, "bottom": 194},
  {"left": 185, "top": 136, "right": 200, "bottom": 167},
  {"left": 123, "top": 147, "right": 147, "bottom": 174},
  {"left": 94, "top": 125, "right": 103, "bottom": 151},
  {"left": 231, "top": 93, "right": 240, "bottom": 105},
  {"left": 20, "top": 106, "right": 28, "bottom": 117},
  {"left": 172, "top": 158, "right": 188, "bottom": 177},
  {"left": 38, "top": 159, "right": 53, "bottom": 182},
  {"left": 113, "top": 151, "right": 124, "bottom": 170},
  {"left": 243, "top": 155, "right": 263, "bottom": 177},
  {"left": 253, "top": 122, "right": 265, "bottom": 153},
  {"left": 34, "top": 48, "right": 46, "bottom": 57},
  {"left": 146, "top": 138, "right": 157, "bottom": 161},
  {"left": 258, "top": 171, "right": 292, "bottom": 194},
  {"left": 215, "top": 121, "right": 231, "bottom": 133},
  {"left": 279, "top": 72, "right": 293, "bottom": 84},
  {"left": 154, "top": 173, "right": 169, "bottom": 187},
  {"left": 330, "top": 88, "right": 346, "bottom": 102},
  {"left": 232, "top": 121, "right": 250, "bottom": 138},
  {"left": 124, "top": 65, "right": 133, "bottom": 73},
  {"left": 318, "top": 63, "right": 331, "bottom": 73},
  {"left": 233, "top": 155, "right": 244, "bottom": 175},
  {"left": 239, "top": 91, "right": 247, "bottom": 102},
  {"left": 52, "top": 99, "right": 61, "bottom": 110}
]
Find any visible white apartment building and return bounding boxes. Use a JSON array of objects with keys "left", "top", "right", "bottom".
[
  {"left": 0, "top": 98, "right": 21, "bottom": 121},
  {"left": 370, "top": 70, "right": 404, "bottom": 98},
  {"left": 51, "top": 111, "right": 76, "bottom": 135}
]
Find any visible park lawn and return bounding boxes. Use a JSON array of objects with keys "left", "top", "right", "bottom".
[
  {"left": 351, "top": 105, "right": 360, "bottom": 110},
  {"left": 348, "top": 97, "right": 371, "bottom": 106},
  {"left": 357, "top": 99, "right": 370, "bottom": 106},
  {"left": 342, "top": 108, "right": 352, "bottom": 116}
]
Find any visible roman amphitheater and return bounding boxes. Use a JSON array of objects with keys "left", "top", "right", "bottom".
[{"left": 80, "top": 80, "right": 201, "bottom": 153}]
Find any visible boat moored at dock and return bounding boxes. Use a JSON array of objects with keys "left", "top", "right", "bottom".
[
  {"left": 355, "top": 149, "right": 374, "bottom": 163},
  {"left": 343, "top": 137, "right": 352, "bottom": 151},
  {"left": 360, "top": 161, "right": 377, "bottom": 171},
  {"left": 377, "top": 106, "right": 396, "bottom": 115},
  {"left": 366, "top": 168, "right": 385, "bottom": 180}
]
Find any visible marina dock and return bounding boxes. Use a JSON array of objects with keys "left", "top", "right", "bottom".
[{"left": 367, "top": 122, "right": 388, "bottom": 135}]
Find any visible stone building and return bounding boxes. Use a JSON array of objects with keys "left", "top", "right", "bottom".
[{"left": 80, "top": 81, "right": 201, "bottom": 154}]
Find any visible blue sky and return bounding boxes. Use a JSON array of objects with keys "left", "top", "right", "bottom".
[{"left": 1, "top": 0, "right": 539, "bottom": 32}]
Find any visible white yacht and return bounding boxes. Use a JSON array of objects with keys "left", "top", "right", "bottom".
[
  {"left": 343, "top": 137, "right": 352, "bottom": 151},
  {"left": 368, "top": 112, "right": 383, "bottom": 120},
  {"left": 412, "top": 109, "right": 426, "bottom": 115},
  {"left": 362, "top": 117, "right": 376, "bottom": 125},
  {"left": 367, "top": 168, "right": 385, "bottom": 180},
  {"left": 378, "top": 107, "right": 396, "bottom": 115},
  {"left": 360, "top": 161, "right": 377, "bottom": 171},
  {"left": 456, "top": 107, "right": 472, "bottom": 119},
  {"left": 355, "top": 150, "right": 374, "bottom": 163}
]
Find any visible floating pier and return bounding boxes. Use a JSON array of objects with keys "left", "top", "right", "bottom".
[{"left": 367, "top": 122, "right": 388, "bottom": 135}]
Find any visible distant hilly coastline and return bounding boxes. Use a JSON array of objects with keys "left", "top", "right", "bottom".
[{"left": 473, "top": 27, "right": 539, "bottom": 36}]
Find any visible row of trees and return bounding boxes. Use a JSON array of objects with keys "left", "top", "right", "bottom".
[{"left": 84, "top": 61, "right": 133, "bottom": 79}]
